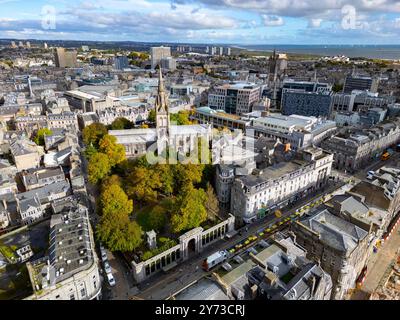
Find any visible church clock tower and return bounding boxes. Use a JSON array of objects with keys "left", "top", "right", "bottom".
[{"left": 155, "top": 67, "right": 170, "bottom": 154}]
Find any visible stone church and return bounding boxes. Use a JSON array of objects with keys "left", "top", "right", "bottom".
[{"left": 109, "top": 68, "right": 212, "bottom": 160}]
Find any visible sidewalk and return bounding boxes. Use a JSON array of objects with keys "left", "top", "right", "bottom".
[{"left": 351, "top": 221, "right": 400, "bottom": 299}]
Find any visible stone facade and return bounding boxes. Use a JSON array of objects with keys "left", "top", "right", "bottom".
[
  {"left": 109, "top": 69, "right": 212, "bottom": 159},
  {"left": 251, "top": 114, "right": 337, "bottom": 151},
  {"left": 322, "top": 118, "right": 400, "bottom": 171},
  {"left": 131, "top": 215, "right": 235, "bottom": 283},
  {"left": 25, "top": 206, "right": 101, "bottom": 300},
  {"left": 291, "top": 210, "right": 371, "bottom": 300},
  {"left": 231, "top": 148, "right": 333, "bottom": 223}
]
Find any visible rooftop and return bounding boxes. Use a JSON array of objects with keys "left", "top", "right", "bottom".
[
  {"left": 238, "top": 159, "right": 309, "bottom": 188},
  {"left": 9, "top": 138, "right": 39, "bottom": 156},
  {"left": 28, "top": 205, "right": 94, "bottom": 293},
  {"left": 299, "top": 209, "right": 368, "bottom": 254},
  {"left": 216, "top": 82, "right": 261, "bottom": 90}
]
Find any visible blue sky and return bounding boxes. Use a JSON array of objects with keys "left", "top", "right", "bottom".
[{"left": 0, "top": 0, "right": 400, "bottom": 44}]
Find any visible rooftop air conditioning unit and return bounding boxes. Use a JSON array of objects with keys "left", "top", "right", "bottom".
[
  {"left": 67, "top": 260, "right": 71, "bottom": 264},
  {"left": 79, "top": 259, "right": 84, "bottom": 264}
]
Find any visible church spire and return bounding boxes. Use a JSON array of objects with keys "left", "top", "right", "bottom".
[
  {"left": 158, "top": 66, "right": 165, "bottom": 93},
  {"left": 155, "top": 67, "right": 168, "bottom": 113}
]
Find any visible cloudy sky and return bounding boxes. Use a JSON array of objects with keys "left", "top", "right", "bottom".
[{"left": 1, "top": 0, "right": 400, "bottom": 44}]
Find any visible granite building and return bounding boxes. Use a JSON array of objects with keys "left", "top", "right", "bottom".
[
  {"left": 321, "top": 118, "right": 400, "bottom": 171},
  {"left": 231, "top": 147, "right": 333, "bottom": 223},
  {"left": 25, "top": 205, "right": 101, "bottom": 300},
  {"left": 291, "top": 209, "right": 370, "bottom": 300}
]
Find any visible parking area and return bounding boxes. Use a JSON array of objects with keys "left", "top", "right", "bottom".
[{"left": 97, "top": 245, "right": 137, "bottom": 300}]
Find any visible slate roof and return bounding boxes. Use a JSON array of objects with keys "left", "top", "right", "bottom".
[{"left": 300, "top": 209, "right": 368, "bottom": 253}]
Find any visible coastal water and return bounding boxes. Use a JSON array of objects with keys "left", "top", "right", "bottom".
[{"left": 241, "top": 45, "right": 400, "bottom": 60}]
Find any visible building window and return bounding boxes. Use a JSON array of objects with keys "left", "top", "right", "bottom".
[
  {"left": 70, "top": 294, "right": 75, "bottom": 300},
  {"left": 80, "top": 288, "right": 86, "bottom": 298}
]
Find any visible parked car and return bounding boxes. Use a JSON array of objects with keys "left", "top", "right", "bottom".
[
  {"left": 101, "top": 251, "right": 108, "bottom": 262},
  {"left": 104, "top": 261, "right": 112, "bottom": 274},
  {"left": 99, "top": 244, "right": 108, "bottom": 262},
  {"left": 367, "top": 171, "right": 375, "bottom": 180},
  {"left": 107, "top": 273, "right": 116, "bottom": 287}
]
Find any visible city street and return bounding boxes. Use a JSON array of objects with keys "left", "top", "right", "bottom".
[
  {"left": 81, "top": 138, "right": 400, "bottom": 300},
  {"left": 135, "top": 180, "right": 343, "bottom": 300},
  {"left": 135, "top": 155, "right": 400, "bottom": 300},
  {"left": 352, "top": 220, "right": 400, "bottom": 299},
  {"left": 102, "top": 251, "right": 137, "bottom": 300}
]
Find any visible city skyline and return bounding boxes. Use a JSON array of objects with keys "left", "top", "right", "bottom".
[{"left": 1, "top": 0, "right": 400, "bottom": 45}]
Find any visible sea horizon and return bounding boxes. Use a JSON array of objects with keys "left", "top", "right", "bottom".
[
  {"left": 2, "top": 38, "right": 400, "bottom": 60},
  {"left": 239, "top": 44, "right": 400, "bottom": 60}
]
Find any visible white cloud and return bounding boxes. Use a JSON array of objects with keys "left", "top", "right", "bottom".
[
  {"left": 1, "top": 0, "right": 400, "bottom": 44},
  {"left": 262, "top": 15, "right": 284, "bottom": 26},
  {"left": 309, "top": 18, "right": 323, "bottom": 28}
]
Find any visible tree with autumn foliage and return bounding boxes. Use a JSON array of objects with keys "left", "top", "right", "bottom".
[
  {"left": 98, "top": 134, "right": 126, "bottom": 167},
  {"left": 171, "top": 185, "right": 207, "bottom": 233},
  {"left": 110, "top": 117, "right": 134, "bottom": 130},
  {"left": 205, "top": 183, "right": 219, "bottom": 222},
  {"left": 96, "top": 184, "right": 143, "bottom": 251},
  {"left": 88, "top": 152, "right": 111, "bottom": 184},
  {"left": 100, "top": 184, "right": 133, "bottom": 217},
  {"left": 126, "top": 166, "right": 162, "bottom": 204},
  {"left": 82, "top": 123, "right": 107, "bottom": 147}
]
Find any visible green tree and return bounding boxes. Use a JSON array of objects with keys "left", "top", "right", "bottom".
[
  {"left": 126, "top": 166, "right": 161, "bottom": 203},
  {"left": 332, "top": 83, "right": 344, "bottom": 93},
  {"left": 98, "top": 134, "right": 126, "bottom": 167},
  {"left": 148, "top": 109, "right": 156, "bottom": 122},
  {"left": 88, "top": 153, "right": 111, "bottom": 184},
  {"left": 84, "top": 145, "right": 97, "bottom": 160},
  {"left": 100, "top": 184, "right": 133, "bottom": 217},
  {"left": 205, "top": 183, "right": 219, "bottom": 222},
  {"left": 155, "top": 164, "right": 174, "bottom": 196},
  {"left": 170, "top": 110, "right": 192, "bottom": 125},
  {"left": 96, "top": 215, "right": 143, "bottom": 252},
  {"left": 173, "top": 163, "right": 204, "bottom": 192},
  {"left": 33, "top": 128, "right": 52, "bottom": 146},
  {"left": 110, "top": 117, "right": 134, "bottom": 130},
  {"left": 101, "top": 175, "right": 123, "bottom": 192},
  {"left": 82, "top": 123, "right": 107, "bottom": 147},
  {"left": 96, "top": 183, "right": 142, "bottom": 251},
  {"left": 147, "top": 205, "right": 167, "bottom": 231},
  {"left": 171, "top": 186, "right": 207, "bottom": 233}
]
